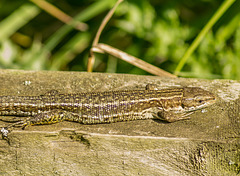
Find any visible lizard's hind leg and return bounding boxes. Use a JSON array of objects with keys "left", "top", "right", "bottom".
[
  {"left": 1, "top": 110, "right": 69, "bottom": 139},
  {"left": 23, "top": 109, "right": 69, "bottom": 127},
  {"left": 1, "top": 117, "right": 31, "bottom": 139}
]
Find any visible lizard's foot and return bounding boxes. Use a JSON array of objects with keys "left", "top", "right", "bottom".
[
  {"left": 0, "top": 118, "right": 30, "bottom": 139},
  {"left": 157, "top": 111, "right": 193, "bottom": 122},
  {"left": 1, "top": 127, "right": 9, "bottom": 139}
]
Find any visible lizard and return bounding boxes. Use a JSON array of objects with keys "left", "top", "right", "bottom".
[{"left": 0, "top": 85, "right": 216, "bottom": 138}]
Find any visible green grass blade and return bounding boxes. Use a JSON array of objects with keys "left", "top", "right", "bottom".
[
  {"left": 49, "top": 32, "right": 90, "bottom": 70},
  {"left": 0, "top": 4, "right": 40, "bottom": 42},
  {"left": 33, "top": 0, "right": 115, "bottom": 69},
  {"left": 174, "top": 0, "right": 236, "bottom": 76},
  {"left": 45, "top": 0, "right": 115, "bottom": 51}
]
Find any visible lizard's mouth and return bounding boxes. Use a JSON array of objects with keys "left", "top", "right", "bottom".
[{"left": 184, "top": 98, "right": 216, "bottom": 112}]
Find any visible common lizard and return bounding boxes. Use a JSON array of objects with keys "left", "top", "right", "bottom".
[{"left": 0, "top": 85, "right": 216, "bottom": 138}]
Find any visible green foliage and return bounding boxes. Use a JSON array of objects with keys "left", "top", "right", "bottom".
[{"left": 0, "top": 0, "right": 239, "bottom": 79}]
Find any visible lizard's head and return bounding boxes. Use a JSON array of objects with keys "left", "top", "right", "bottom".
[{"left": 182, "top": 87, "right": 216, "bottom": 112}]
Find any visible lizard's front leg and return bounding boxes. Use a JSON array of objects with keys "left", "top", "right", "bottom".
[{"left": 157, "top": 111, "right": 193, "bottom": 122}]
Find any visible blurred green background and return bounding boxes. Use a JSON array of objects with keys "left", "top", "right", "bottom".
[{"left": 0, "top": 0, "right": 239, "bottom": 79}]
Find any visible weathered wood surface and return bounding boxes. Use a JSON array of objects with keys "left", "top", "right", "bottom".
[{"left": 0, "top": 69, "right": 239, "bottom": 175}]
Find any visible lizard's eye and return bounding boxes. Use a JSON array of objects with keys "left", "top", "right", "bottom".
[{"left": 198, "top": 100, "right": 203, "bottom": 103}]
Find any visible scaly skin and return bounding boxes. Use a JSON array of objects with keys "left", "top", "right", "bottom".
[{"left": 0, "top": 86, "right": 216, "bottom": 138}]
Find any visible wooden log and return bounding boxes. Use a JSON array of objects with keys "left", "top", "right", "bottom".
[{"left": 0, "top": 69, "right": 239, "bottom": 175}]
